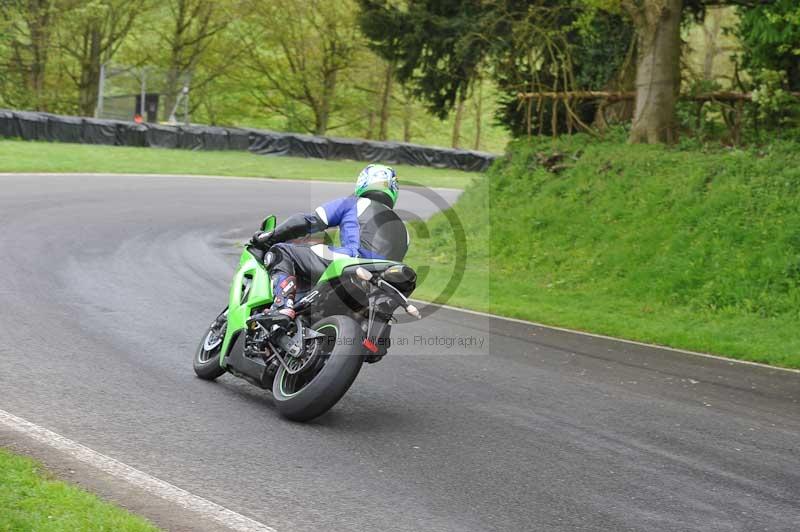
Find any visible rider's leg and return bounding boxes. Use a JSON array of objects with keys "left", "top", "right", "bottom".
[
  {"left": 266, "top": 247, "right": 298, "bottom": 318},
  {"left": 266, "top": 244, "right": 330, "bottom": 318}
]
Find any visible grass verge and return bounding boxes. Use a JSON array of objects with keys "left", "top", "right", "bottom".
[
  {"left": 406, "top": 134, "right": 800, "bottom": 368},
  {"left": 0, "top": 447, "right": 158, "bottom": 531},
  {"left": 0, "top": 139, "right": 479, "bottom": 189}
]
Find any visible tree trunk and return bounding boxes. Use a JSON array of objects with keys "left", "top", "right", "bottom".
[
  {"left": 702, "top": 8, "right": 723, "bottom": 81},
  {"left": 627, "top": 0, "right": 683, "bottom": 144},
  {"left": 163, "top": 0, "right": 221, "bottom": 122},
  {"left": 402, "top": 90, "right": 413, "bottom": 142},
  {"left": 78, "top": 28, "right": 102, "bottom": 116},
  {"left": 62, "top": 2, "right": 139, "bottom": 117},
  {"left": 314, "top": 112, "right": 328, "bottom": 136},
  {"left": 378, "top": 62, "right": 393, "bottom": 141},
  {"left": 365, "top": 110, "right": 376, "bottom": 139},
  {"left": 164, "top": 30, "right": 182, "bottom": 121},
  {"left": 451, "top": 88, "right": 466, "bottom": 148},
  {"left": 9, "top": 0, "right": 55, "bottom": 110},
  {"left": 28, "top": 0, "right": 53, "bottom": 110},
  {"left": 163, "top": 1, "right": 185, "bottom": 119},
  {"left": 473, "top": 77, "right": 483, "bottom": 150},
  {"left": 164, "top": 69, "right": 180, "bottom": 122},
  {"left": 315, "top": 69, "right": 337, "bottom": 135}
]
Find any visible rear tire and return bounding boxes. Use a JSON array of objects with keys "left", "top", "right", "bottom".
[
  {"left": 272, "top": 315, "right": 364, "bottom": 422},
  {"left": 193, "top": 309, "right": 228, "bottom": 381}
]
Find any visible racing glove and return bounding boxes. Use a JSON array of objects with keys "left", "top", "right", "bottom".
[{"left": 249, "top": 230, "right": 276, "bottom": 249}]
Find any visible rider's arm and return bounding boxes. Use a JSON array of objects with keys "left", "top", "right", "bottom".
[
  {"left": 314, "top": 196, "right": 360, "bottom": 257},
  {"left": 269, "top": 212, "right": 327, "bottom": 243},
  {"left": 260, "top": 196, "right": 360, "bottom": 255},
  {"left": 265, "top": 194, "right": 354, "bottom": 244}
]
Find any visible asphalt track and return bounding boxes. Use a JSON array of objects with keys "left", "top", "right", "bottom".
[{"left": 1, "top": 174, "right": 798, "bottom": 532}]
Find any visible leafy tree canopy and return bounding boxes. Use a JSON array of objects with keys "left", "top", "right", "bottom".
[
  {"left": 737, "top": 0, "right": 800, "bottom": 90},
  {"left": 358, "top": 0, "right": 487, "bottom": 118},
  {"left": 360, "top": 0, "right": 634, "bottom": 134}
]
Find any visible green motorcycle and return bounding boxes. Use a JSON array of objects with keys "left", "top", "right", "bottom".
[{"left": 193, "top": 215, "right": 420, "bottom": 422}]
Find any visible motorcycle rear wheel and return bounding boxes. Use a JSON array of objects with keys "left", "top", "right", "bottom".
[{"left": 272, "top": 315, "right": 364, "bottom": 422}]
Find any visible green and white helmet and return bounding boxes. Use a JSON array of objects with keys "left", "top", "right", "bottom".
[{"left": 355, "top": 164, "right": 399, "bottom": 207}]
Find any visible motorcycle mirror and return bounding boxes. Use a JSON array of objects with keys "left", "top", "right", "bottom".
[
  {"left": 355, "top": 267, "right": 373, "bottom": 281},
  {"left": 261, "top": 215, "right": 276, "bottom": 232}
]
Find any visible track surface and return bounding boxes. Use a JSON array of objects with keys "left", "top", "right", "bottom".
[{"left": 1, "top": 174, "right": 798, "bottom": 532}]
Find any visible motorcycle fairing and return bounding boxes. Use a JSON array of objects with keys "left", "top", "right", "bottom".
[{"left": 218, "top": 248, "right": 400, "bottom": 369}]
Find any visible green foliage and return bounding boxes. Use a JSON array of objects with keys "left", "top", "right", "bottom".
[
  {"left": 237, "top": 0, "right": 363, "bottom": 135},
  {"left": 573, "top": 11, "right": 633, "bottom": 90},
  {"left": 359, "top": 1, "right": 635, "bottom": 137},
  {"left": 356, "top": 0, "right": 410, "bottom": 64},
  {"left": 749, "top": 68, "right": 800, "bottom": 128},
  {"left": 358, "top": 0, "right": 486, "bottom": 118},
  {"left": 0, "top": 448, "right": 158, "bottom": 531},
  {"left": 0, "top": 0, "right": 509, "bottom": 151},
  {"left": 734, "top": 0, "right": 800, "bottom": 130},
  {"left": 0, "top": 0, "right": 75, "bottom": 112},
  {"left": 737, "top": 0, "right": 800, "bottom": 90},
  {"left": 408, "top": 134, "right": 800, "bottom": 367},
  {"left": 675, "top": 79, "right": 730, "bottom": 141},
  {"left": 494, "top": 4, "right": 634, "bottom": 136}
]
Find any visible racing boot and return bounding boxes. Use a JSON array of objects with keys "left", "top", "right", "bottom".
[{"left": 250, "top": 273, "right": 297, "bottom": 329}]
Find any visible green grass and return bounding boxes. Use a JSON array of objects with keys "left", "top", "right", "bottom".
[
  {"left": 0, "top": 448, "right": 159, "bottom": 532},
  {"left": 0, "top": 139, "right": 479, "bottom": 189},
  {"left": 406, "top": 134, "right": 800, "bottom": 368}
]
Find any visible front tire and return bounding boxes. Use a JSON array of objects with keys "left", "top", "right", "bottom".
[
  {"left": 272, "top": 315, "right": 364, "bottom": 422},
  {"left": 193, "top": 309, "right": 228, "bottom": 381}
]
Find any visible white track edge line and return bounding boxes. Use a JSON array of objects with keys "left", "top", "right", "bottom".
[
  {"left": 0, "top": 409, "right": 277, "bottom": 532},
  {"left": 412, "top": 299, "right": 800, "bottom": 374}
]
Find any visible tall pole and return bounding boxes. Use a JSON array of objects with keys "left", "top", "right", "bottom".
[
  {"left": 95, "top": 63, "right": 105, "bottom": 118},
  {"left": 183, "top": 85, "right": 189, "bottom": 125}
]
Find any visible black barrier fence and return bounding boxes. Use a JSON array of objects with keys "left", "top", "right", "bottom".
[{"left": 0, "top": 110, "right": 496, "bottom": 172}]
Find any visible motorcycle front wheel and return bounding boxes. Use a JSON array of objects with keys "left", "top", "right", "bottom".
[
  {"left": 272, "top": 315, "right": 364, "bottom": 422},
  {"left": 193, "top": 308, "right": 228, "bottom": 381}
]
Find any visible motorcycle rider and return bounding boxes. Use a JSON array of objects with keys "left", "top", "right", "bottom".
[{"left": 250, "top": 164, "right": 408, "bottom": 326}]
